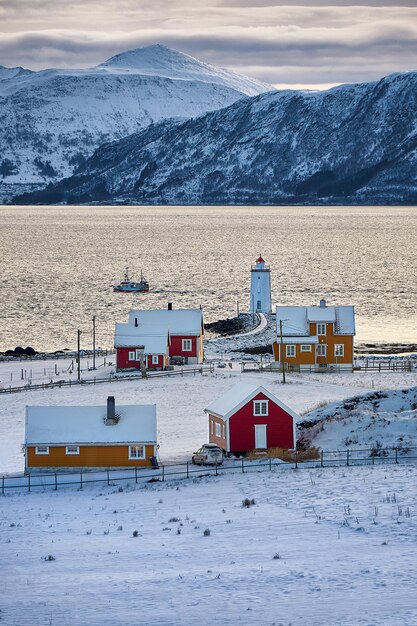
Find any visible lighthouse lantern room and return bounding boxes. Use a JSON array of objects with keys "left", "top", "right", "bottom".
[{"left": 250, "top": 255, "right": 272, "bottom": 314}]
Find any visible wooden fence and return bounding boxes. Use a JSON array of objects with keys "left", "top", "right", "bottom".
[{"left": 2, "top": 446, "right": 417, "bottom": 495}]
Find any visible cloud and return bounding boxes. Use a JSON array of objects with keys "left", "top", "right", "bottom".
[{"left": 0, "top": 2, "right": 416, "bottom": 87}]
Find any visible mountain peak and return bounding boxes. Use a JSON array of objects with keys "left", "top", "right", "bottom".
[{"left": 97, "top": 44, "right": 271, "bottom": 95}]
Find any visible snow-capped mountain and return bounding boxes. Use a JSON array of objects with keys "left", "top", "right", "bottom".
[
  {"left": 18, "top": 70, "right": 417, "bottom": 206},
  {"left": 0, "top": 44, "right": 271, "bottom": 197}
]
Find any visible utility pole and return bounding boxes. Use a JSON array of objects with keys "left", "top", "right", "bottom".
[
  {"left": 92, "top": 315, "right": 96, "bottom": 370},
  {"left": 279, "top": 319, "right": 286, "bottom": 384},
  {"left": 77, "top": 330, "right": 81, "bottom": 382}
]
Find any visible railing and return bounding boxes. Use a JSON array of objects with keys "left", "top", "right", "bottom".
[
  {"left": 0, "top": 365, "right": 215, "bottom": 394},
  {"left": 2, "top": 446, "right": 417, "bottom": 495}
]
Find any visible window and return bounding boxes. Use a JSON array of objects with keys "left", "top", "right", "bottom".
[
  {"left": 317, "top": 324, "right": 326, "bottom": 335},
  {"left": 151, "top": 355, "right": 159, "bottom": 365},
  {"left": 35, "top": 446, "right": 49, "bottom": 455},
  {"left": 182, "top": 339, "right": 192, "bottom": 352},
  {"left": 334, "top": 344, "right": 344, "bottom": 357},
  {"left": 316, "top": 344, "right": 327, "bottom": 356},
  {"left": 128, "top": 351, "right": 135, "bottom": 361},
  {"left": 129, "top": 445, "right": 145, "bottom": 460},
  {"left": 286, "top": 345, "right": 296, "bottom": 358},
  {"left": 215, "top": 422, "right": 222, "bottom": 437},
  {"left": 301, "top": 345, "right": 312, "bottom": 352},
  {"left": 135, "top": 349, "right": 144, "bottom": 361},
  {"left": 210, "top": 420, "right": 214, "bottom": 435},
  {"left": 253, "top": 400, "right": 269, "bottom": 416},
  {"left": 66, "top": 445, "right": 79, "bottom": 455}
]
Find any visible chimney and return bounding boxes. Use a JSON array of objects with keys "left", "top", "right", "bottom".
[
  {"left": 105, "top": 396, "right": 119, "bottom": 425},
  {"left": 320, "top": 299, "right": 326, "bottom": 308},
  {"left": 167, "top": 302, "right": 172, "bottom": 311},
  {"left": 135, "top": 317, "right": 138, "bottom": 327}
]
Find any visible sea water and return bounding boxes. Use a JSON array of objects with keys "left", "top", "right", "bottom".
[{"left": 0, "top": 205, "right": 416, "bottom": 352}]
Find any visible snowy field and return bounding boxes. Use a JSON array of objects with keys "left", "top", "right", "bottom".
[
  {"left": 1, "top": 356, "right": 417, "bottom": 474},
  {"left": 1, "top": 464, "right": 417, "bottom": 625}
]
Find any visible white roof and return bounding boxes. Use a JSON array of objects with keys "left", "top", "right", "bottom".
[
  {"left": 276, "top": 304, "right": 355, "bottom": 336},
  {"left": 25, "top": 403, "right": 157, "bottom": 445},
  {"left": 279, "top": 336, "right": 319, "bottom": 344},
  {"left": 204, "top": 382, "right": 300, "bottom": 422},
  {"left": 114, "top": 324, "right": 169, "bottom": 353},
  {"left": 127, "top": 308, "right": 203, "bottom": 336}
]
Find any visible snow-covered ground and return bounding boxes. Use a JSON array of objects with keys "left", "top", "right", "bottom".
[{"left": 1, "top": 464, "right": 417, "bottom": 625}]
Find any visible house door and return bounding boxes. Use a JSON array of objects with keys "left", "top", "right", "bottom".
[{"left": 254, "top": 424, "right": 267, "bottom": 449}]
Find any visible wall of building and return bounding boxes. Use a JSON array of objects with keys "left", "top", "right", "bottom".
[
  {"left": 229, "top": 392, "right": 294, "bottom": 453},
  {"left": 208, "top": 415, "right": 227, "bottom": 450},
  {"left": 116, "top": 348, "right": 166, "bottom": 370},
  {"left": 27, "top": 444, "right": 155, "bottom": 468},
  {"left": 250, "top": 269, "right": 271, "bottom": 313},
  {"left": 170, "top": 335, "right": 200, "bottom": 361}
]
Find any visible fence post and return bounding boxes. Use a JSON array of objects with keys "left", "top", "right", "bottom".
[
  {"left": 2, "top": 475, "right": 4, "bottom": 496},
  {"left": 320, "top": 450, "right": 324, "bottom": 468},
  {"left": 80, "top": 470, "right": 83, "bottom": 489},
  {"left": 28, "top": 473, "right": 31, "bottom": 493},
  {"left": 54, "top": 472, "right": 58, "bottom": 491},
  {"left": 186, "top": 462, "right": 189, "bottom": 479},
  {"left": 295, "top": 450, "right": 298, "bottom": 469},
  {"left": 107, "top": 470, "right": 110, "bottom": 486},
  {"left": 162, "top": 465, "right": 165, "bottom": 482},
  {"left": 135, "top": 467, "right": 138, "bottom": 484},
  {"left": 395, "top": 447, "right": 398, "bottom": 464},
  {"left": 215, "top": 461, "right": 218, "bottom": 476},
  {"left": 269, "top": 456, "right": 272, "bottom": 471},
  {"left": 241, "top": 457, "right": 245, "bottom": 473},
  {"left": 346, "top": 450, "right": 350, "bottom": 467}
]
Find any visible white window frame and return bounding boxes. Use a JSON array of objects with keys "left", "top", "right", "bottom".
[
  {"left": 182, "top": 339, "right": 192, "bottom": 352},
  {"left": 215, "top": 422, "right": 222, "bottom": 437},
  {"left": 65, "top": 445, "right": 80, "bottom": 455},
  {"left": 300, "top": 345, "right": 312, "bottom": 352},
  {"left": 151, "top": 355, "right": 159, "bottom": 365},
  {"left": 253, "top": 400, "right": 269, "bottom": 416},
  {"left": 129, "top": 445, "right": 145, "bottom": 460},
  {"left": 35, "top": 446, "right": 49, "bottom": 455},
  {"left": 286, "top": 345, "right": 296, "bottom": 358},
  {"left": 128, "top": 351, "right": 135, "bottom": 361},
  {"left": 317, "top": 324, "right": 326, "bottom": 336},
  {"left": 135, "top": 349, "right": 144, "bottom": 361},
  {"left": 316, "top": 344, "right": 327, "bottom": 357},
  {"left": 334, "top": 344, "right": 344, "bottom": 357}
]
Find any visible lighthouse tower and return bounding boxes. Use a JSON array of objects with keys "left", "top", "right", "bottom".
[{"left": 250, "top": 255, "right": 272, "bottom": 313}]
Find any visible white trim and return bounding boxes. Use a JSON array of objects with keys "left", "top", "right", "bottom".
[
  {"left": 334, "top": 344, "right": 344, "bottom": 357},
  {"left": 316, "top": 344, "right": 327, "bottom": 357},
  {"left": 128, "top": 445, "right": 145, "bottom": 460},
  {"left": 128, "top": 351, "right": 135, "bottom": 361},
  {"left": 254, "top": 424, "right": 267, "bottom": 449},
  {"left": 317, "top": 323, "right": 326, "bottom": 336},
  {"left": 253, "top": 399, "right": 269, "bottom": 416},
  {"left": 151, "top": 355, "right": 159, "bottom": 365},
  {"left": 35, "top": 446, "right": 49, "bottom": 455},
  {"left": 300, "top": 345, "right": 312, "bottom": 352},
  {"left": 286, "top": 345, "right": 296, "bottom": 358},
  {"left": 182, "top": 339, "right": 192, "bottom": 352},
  {"left": 65, "top": 445, "right": 80, "bottom": 455},
  {"left": 135, "top": 348, "right": 144, "bottom": 361}
]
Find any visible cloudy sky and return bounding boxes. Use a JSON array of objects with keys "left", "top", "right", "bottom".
[{"left": 1, "top": 0, "right": 416, "bottom": 88}]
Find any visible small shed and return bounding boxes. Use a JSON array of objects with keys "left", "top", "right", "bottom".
[
  {"left": 24, "top": 396, "right": 157, "bottom": 472},
  {"left": 204, "top": 382, "right": 297, "bottom": 455}
]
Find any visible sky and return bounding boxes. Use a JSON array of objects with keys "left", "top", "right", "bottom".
[{"left": 0, "top": 0, "right": 416, "bottom": 89}]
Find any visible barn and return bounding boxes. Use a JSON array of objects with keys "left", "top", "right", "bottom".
[
  {"left": 204, "top": 382, "right": 297, "bottom": 455},
  {"left": 24, "top": 396, "right": 157, "bottom": 472}
]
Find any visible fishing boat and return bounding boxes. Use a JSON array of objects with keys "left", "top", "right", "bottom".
[{"left": 113, "top": 268, "right": 149, "bottom": 293}]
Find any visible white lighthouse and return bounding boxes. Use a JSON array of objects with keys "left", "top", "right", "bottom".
[{"left": 250, "top": 255, "right": 272, "bottom": 314}]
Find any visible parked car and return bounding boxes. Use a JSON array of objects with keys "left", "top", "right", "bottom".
[{"left": 192, "top": 444, "right": 224, "bottom": 466}]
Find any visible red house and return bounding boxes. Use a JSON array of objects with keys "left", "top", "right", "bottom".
[
  {"left": 121, "top": 306, "right": 204, "bottom": 365},
  {"left": 114, "top": 327, "right": 170, "bottom": 371},
  {"left": 204, "top": 382, "right": 297, "bottom": 455}
]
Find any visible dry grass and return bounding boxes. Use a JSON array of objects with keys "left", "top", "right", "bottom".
[{"left": 247, "top": 447, "right": 320, "bottom": 462}]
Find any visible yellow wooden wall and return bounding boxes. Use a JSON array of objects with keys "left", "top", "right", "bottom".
[{"left": 27, "top": 444, "right": 155, "bottom": 468}]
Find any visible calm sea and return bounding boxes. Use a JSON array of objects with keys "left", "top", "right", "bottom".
[{"left": 0, "top": 205, "right": 416, "bottom": 352}]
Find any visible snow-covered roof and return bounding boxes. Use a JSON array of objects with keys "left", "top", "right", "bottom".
[
  {"left": 25, "top": 403, "right": 157, "bottom": 445},
  {"left": 127, "top": 308, "right": 203, "bottom": 336},
  {"left": 204, "top": 382, "right": 300, "bottom": 422},
  {"left": 279, "top": 336, "right": 319, "bottom": 344},
  {"left": 276, "top": 304, "right": 355, "bottom": 336},
  {"left": 114, "top": 324, "right": 169, "bottom": 353}
]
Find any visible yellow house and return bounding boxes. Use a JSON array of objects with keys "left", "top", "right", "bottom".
[
  {"left": 24, "top": 396, "right": 157, "bottom": 472},
  {"left": 272, "top": 300, "right": 355, "bottom": 371}
]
